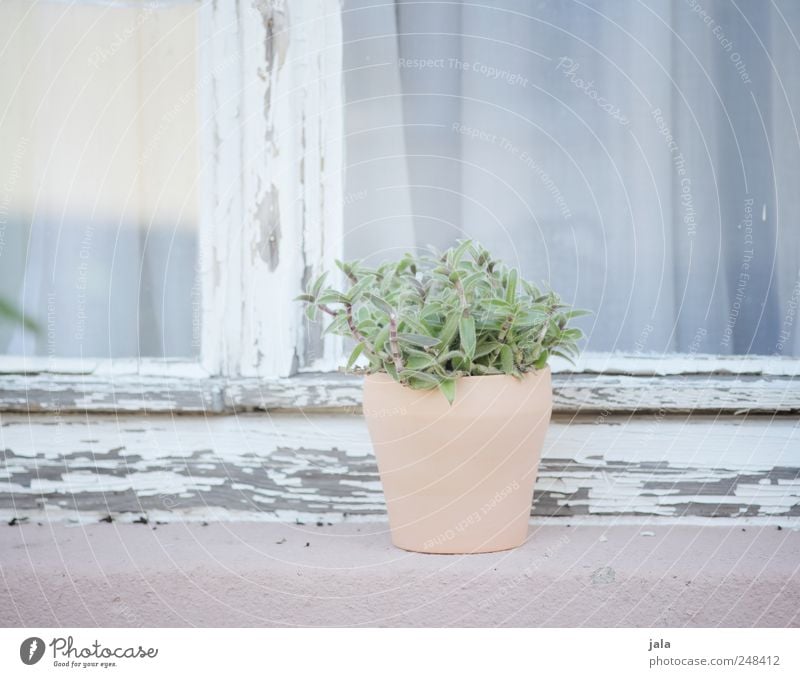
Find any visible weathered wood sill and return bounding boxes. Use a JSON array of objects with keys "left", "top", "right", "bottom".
[
  {"left": 1, "top": 412, "right": 798, "bottom": 523},
  {"left": 1, "top": 371, "right": 798, "bottom": 414}
]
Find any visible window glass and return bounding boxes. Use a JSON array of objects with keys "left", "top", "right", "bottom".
[
  {"left": 342, "top": 0, "right": 800, "bottom": 357},
  {"left": 0, "top": 0, "right": 199, "bottom": 358}
]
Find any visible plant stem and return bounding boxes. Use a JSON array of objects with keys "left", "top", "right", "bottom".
[
  {"left": 488, "top": 313, "right": 515, "bottom": 365},
  {"left": 453, "top": 276, "right": 467, "bottom": 312},
  {"left": 344, "top": 302, "right": 376, "bottom": 357},
  {"left": 535, "top": 305, "right": 556, "bottom": 346},
  {"left": 388, "top": 313, "right": 404, "bottom": 372},
  {"left": 498, "top": 314, "right": 514, "bottom": 342}
]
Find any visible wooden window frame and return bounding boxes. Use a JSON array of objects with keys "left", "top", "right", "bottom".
[{"left": 0, "top": 0, "right": 798, "bottom": 416}]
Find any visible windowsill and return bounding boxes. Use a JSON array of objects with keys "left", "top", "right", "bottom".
[
  {"left": 1, "top": 411, "right": 798, "bottom": 523},
  {"left": 0, "top": 366, "right": 797, "bottom": 414}
]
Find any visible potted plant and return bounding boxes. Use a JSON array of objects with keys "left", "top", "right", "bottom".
[{"left": 297, "top": 241, "right": 585, "bottom": 554}]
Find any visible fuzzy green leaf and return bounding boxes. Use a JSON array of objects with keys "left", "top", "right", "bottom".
[
  {"left": 311, "top": 272, "right": 328, "bottom": 298},
  {"left": 485, "top": 298, "right": 514, "bottom": 311},
  {"left": 565, "top": 309, "right": 591, "bottom": 319},
  {"left": 459, "top": 316, "right": 476, "bottom": 360},
  {"left": 373, "top": 323, "right": 391, "bottom": 353},
  {"left": 368, "top": 294, "right": 395, "bottom": 317},
  {"left": 450, "top": 239, "right": 472, "bottom": 267},
  {"left": 399, "top": 317, "right": 430, "bottom": 334},
  {"left": 405, "top": 352, "right": 436, "bottom": 369},
  {"left": 346, "top": 342, "right": 365, "bottom": 370},
  {"left": 499, "top": 344, "right": 514, "bottom": 374},
  {"left": 317, "top": 290, "right": 348, "bottom": 304},
  {"left": 551, "top": 349, "right": 577, "bottom": 365},
  {"left": 398, "top": 333, "right": 440, "bottom": 348},
  {"left": 505, "top": 268, "right": 518, "bottom": 304},
  {"left": 474, "top": 341, "right": 499, "bottom": 359},
  {"left": 438, "top": 311, "right": 460, "bottom": 349},
  {"left": 401, "top": 369, "right": 441, "bottom": 385},
  {"left": 439, "top": 378, "right": 457, "bottom": 405}
]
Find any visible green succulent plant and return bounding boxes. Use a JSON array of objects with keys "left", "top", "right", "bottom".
[{"left": 297, "top": 240, "right": 587, "bottom": 403}]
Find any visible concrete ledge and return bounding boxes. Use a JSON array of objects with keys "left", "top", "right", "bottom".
[{"left": 1, "top": 522, "right": 798, "bottom": 627}]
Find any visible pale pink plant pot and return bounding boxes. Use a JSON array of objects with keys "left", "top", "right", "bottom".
[{"left": 363, "top": 368, "right": 552, "bottom": 554}]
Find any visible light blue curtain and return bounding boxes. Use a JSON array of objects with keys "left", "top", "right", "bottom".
[{"left": 342, "top": 0, "right": 800, "bottom": 356}]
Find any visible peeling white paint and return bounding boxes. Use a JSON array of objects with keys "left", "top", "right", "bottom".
[
  {"left": 2, "top": 371, "right": 799, "bottom": 415},
  {"left": 196, "top": 1, "right": 344, "bottom": 379},
  {"left": 1, "top": 413, "right": 798, "bottom": 521},
  {"left": 550, "top": 352, "right": 800, "bottom": 376}
]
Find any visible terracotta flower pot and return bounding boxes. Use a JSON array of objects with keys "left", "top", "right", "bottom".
[{"left": 363, "top": 368, "right": 552, "bottom": 554}]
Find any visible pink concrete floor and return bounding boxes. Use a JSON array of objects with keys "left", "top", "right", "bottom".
[{"left": 1, "top": 522, "right": 798, "bottom": 627}]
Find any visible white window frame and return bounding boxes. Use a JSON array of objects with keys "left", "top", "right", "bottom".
[{"left": 0, "top": 0, "right": 798, "bottom": 415}]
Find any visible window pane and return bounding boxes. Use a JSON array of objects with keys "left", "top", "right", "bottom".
[
  {"left": 0, "top": 0, "right": 199, "bottom": 358},
  {"left": 342, "top": 0, "right": 800, "bottom": 357}
]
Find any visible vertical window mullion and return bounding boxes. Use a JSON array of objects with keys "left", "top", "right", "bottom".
[{"left": 198, "top": 0, "right": 344, "bottom": 378}]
